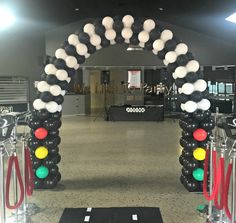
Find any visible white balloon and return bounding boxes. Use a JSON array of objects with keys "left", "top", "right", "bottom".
[
  {"left": 122, "top": 15, "right": 134, "bottom": 27},
  {"left": 33, "top": 99, "right": 46, "bottom": 110},
  {"left": 65, "top": 56, "right": 77, "bottom": 68},
  {"left": 163, "top": 59, "right": 169, "bottom": 66},
  {"left": 172, "top": 72, "right": 178, "bottom": 79},
  {"left": 165, "top": 51, "right": 177, "bottom": 63},
  {"left": 90, "top": 34, "right": 101, "bottom": 46},
  {"left": 160, "top": 29, "right": 173, "bottom": 41},
  {"left": 121, "top": 28, "right": 133, "bottom": 40},
  {"left": 180, "top": 103, "right": 185, "bottom": 111},
  {"left": 152, "top": 49, "right": 158, "bottom": 55},
  {"left": 124, "top": 39, "right": 130, "bottom": 43},
  {"left": 178, "top": 88, "right": 182, "bottom": 94},
  {"left": 143, "top": 19, "right": 155, "bottom": 32},
  {"left": 110, "top": 39, "right": 116, "bottom": 45},
  {"left": 184, "top": 101, "right": 198, "bottom": 113},
  {"left": 102, "top": 16, "right": 114, "bottom": 29},
  {"left": 153, "top": 39, "right": 164, "bottom": 51},
  {"left": 175, "top": 66, "right": 187, "bottom": 78},
  {"left": 175, "top": 43, "right": 188, "bottom": 55},
  {"left": 44, "top": 64, "right": 57, "bottom": 75},
  {"left": 198, "top": 99, "right": 211, "bottom": 111},
  {"left": 76, "top": 43, "right": 88, "bottom": 55},
  {"left": 37, "top": 81, "right": 50, "bottom": 92},
  {"left": 46, "top": 101, "right": 59, "bottom": 113},
  {"left": 74, "top": 64, "right": 80, "bottom": 70},
  {"left": 194, "top": 79, "right": 207, "bottom": 92},
  {"left": 186, "top": 60, "right": 200, "bottom": 72},
  {"left": 85, "top": 53, "right": 90, "bottom": 58},
  {"left": 50, "top": 85, "right": 62, "bottom": 96},
  {"left": 61, "top": 90, "right": 66, "bottom": 96},
  {"left": 58, "top": 105, "right": 62, "bottom": 112},
  {"left": 55, "top": 48, "right": 67, "bottom": 59},
  {"left": 96, "top": 45, "right": 102, "bottom": 50},
  {"left": 105, "top": 29, "right": 116, "bottom": 40},
  {"left": 138, "top": 31, "right": 149, "bottom": 43},
  {"left": 83, "top": 23, "right": 95, "bottom": 36},
  {"left": 68, "top": 34, "right": 79, "bottom": 46},
  {"left": 181, "top": 83, "right": 194, "bottom": 95},
  {"left": 56, "top": 70, "right": 68, "bottom": 81},
  {"left": 66, "top": 77, "right": 71, "bottom": 83},
  {"left": 139, "top": 42, "right": 145, "bottom": 48}
]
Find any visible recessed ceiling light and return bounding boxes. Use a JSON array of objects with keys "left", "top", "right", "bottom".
[
  {"left": 225, "top": 12, "right": 236, "bottom": 23},
  {"left": 75, "top": 8, "right": 79, "bottom": 11},
  {"left": 158, "top": 7, "right": 164, "bottom": 11}
]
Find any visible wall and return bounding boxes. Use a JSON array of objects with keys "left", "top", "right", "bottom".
[
  {"left": 0, "top": 32, "right": 45, "bottom": 104},
  {"left": 45, "top": 18, "right": 236, "bottom": 66}
]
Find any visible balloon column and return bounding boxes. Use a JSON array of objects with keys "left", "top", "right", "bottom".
[{"left": 28, "top": 15, "right": 213, "bottom": 190}]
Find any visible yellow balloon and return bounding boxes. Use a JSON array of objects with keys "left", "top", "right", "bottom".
[
  {"left": 193, "top": 148, "right": 206, "bottom": 161},
  {"left": 35, "top": 146, "right": 48, "bottom": 159}
]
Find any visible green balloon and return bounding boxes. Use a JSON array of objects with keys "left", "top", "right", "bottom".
[
  {"left": 193, "top": 168, "right": 204, "bottom": 181},
  {"left": 36, "top": 166, "right": 49, "bottom": 179}
]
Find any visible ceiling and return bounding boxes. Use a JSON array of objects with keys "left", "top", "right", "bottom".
[{"left": 4, "top": 0, "right": 236, "bottom": 43}]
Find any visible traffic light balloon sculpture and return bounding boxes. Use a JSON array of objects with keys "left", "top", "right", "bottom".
[{"left": 27, "top": 14, "right": 213, "bottom": 190}]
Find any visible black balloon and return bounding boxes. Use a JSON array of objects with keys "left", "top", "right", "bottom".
[
  {"left": 113, "top": 19, "right": 123, "bottom": 32},
  {"left": 76, "top": 55, "right": 85, "bottom": 64},
  {"left": 41, "top": 73, "right": 47, "bottom": 81},
  {"left": 180, "top": 174, "right": 187, "bottom": 185},
  {"left": 182, "top": 130, "right": 192, "bottom": 138},
  {"left": 48, "top": 130, "right": 59, "bottom": 137},
  {"left": 43, "top": 178, "right": 57, "bottom": 189},
  {"left": 197, "top": 70, "right": 204, "bottom": 79},
  {"left": 130, "top": 34, "right": 139, "bottom": 45},
  {"left": 34, "top": 178, "right": 43, "bottom": 189},
  {"left": 149, "top": 27, "right": 162, "bottom": 40},
  {"left": 181, "top": 112, "right": 192, "bottom": 120},
  {"left": 186, "top": 52, "right": 194, "bottom": 60},
  {"left": 131, "top": 19, "right": 143, "bottom": 33},
  {"left": 32, "top": 157, "right": 41, "bottom": 168},
  {"left": 43, "top": 137, "right": 60, "bottom": 149},
  {"left": 46, "top": 75, "right": 58, "bottom": 85},
  {"left": 185, "top": 120, "right": 199, "bottom": 132},
  {"left": 49, "top": 165, "right": 59, "bottom": 175},
  {"left": 52, "top": 154, "right": 61, "bottom": 164},
  {"left": 184, "top": 138, "right": 198, "bottom": 150},
  {"left": 28, "top": 137, "right": 42, "bottom": 149},
  {"left": 57, "top": 81, "right": 69, "bottom": 91},
  {"left": 178, "top": 94, "right": 189, "bottom": 103},
  {"left": 182, "top": 167, "right": 192, "bottom": 176},
  {"left": 186, "top": 180, "right": 198, "bottom": 192},
  {"left": 37, "top": 109, "right": 50, "bottom": 120},
  {"left": 95, "top": 24, "right": 105, "bottom": 36},
  {"left": 198, "top": 140, "right": 208, "bottom": 149},
  {"left": 179, "top": 137, "right": 186, "bottom": 147},
  {"left": 144, "top": 40, "right": 154, "bottom": 51},
  {"left": 48, "top": 146, "right": 59, "bottom": 155},
  {"left": 43, "top": 118, "right": 61, "bottom": 130},
  {"left": 200, "top": 118, "right": 215, "bottom": 131},
  {"left": 51, "top": 112, "right": 62, "bottom": 119},
  {"left": 27, "top": 118, "right": 42, "bottom": 129},
  {"left": 40, "top": 92, "right": 54, "bottom": 102},
  {"left": 54, "top": 95, "right": 64, "bottom": 105},
  {"left": 179, "top": 155, "right": 185, "bottom": 165},
  {"left": 185, "top": 158, "right": 198, "bottom": 171},
  {"left": 165, "top": 39, "right": 177, "bottom": 51},
  {"left": 67, "top": 68, "right": 76, "bottom": 76},
  {"left": 190, "top": 91, "right": 203, "bottom": 102},
  {"left": 185, "top": 72, "right": 198, "bottom": 83},
  {"left": 78, "top": 32, "right": 90, "bottom": 44},
  {"left": 87, "top": 43, "right": 96, "bottom": 54},
  {"left": 176, "top": 54, "right": 189, "bottom": 66},
  {"left": 54, "top": 58, "right": 66, "bottom": 69},
  {"left": 167, "top": 62, "right": 178, "bottom": 73},
  {"left": 115, "top": 33, "right": 125, "bottom": 44},
  {"left": 182, "top": 149, "right": 193, "bottom": 157},
  {"left": 175, "top": 78, "right": 185, "bottom": 88},
  {"left": 65, "top": 44, "right": 77, "bottom": 56},
  {"left": 101, "top": 38, "right": 110, "bottom": 47}
]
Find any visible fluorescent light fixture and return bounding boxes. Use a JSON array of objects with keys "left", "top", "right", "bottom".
[
  {"left": 225, "top": 12, "right": 236, "bottom": 23},
  {"left": 127, "top": 45, "right": 143, "bottom": 51},
  {"left": 0, "top": 5, "right": 16, "bottom": 29}
]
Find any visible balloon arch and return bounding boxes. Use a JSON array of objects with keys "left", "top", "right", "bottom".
[{"left": 28, "top": 15, "right": 214, "bottom": 191}]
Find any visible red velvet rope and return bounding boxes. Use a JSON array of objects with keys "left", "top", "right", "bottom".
[
  {"left": 203, "top": 150, "right": 221, "bottom": 201},
  {"left": 25, "top": 147, "right": 34, "bottom": 196},
  {"left": 224, "top": 162, "right": 233, "bottom": 221},
  {"left": 214, "top": 157, "right": 225, "bottom": 210},
  {"left": 5, "top": 155, "right": 24, "bottom": 210}
]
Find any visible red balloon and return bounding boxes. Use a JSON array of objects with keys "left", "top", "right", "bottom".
[
  {"left": 193, "top": 128, "right": 207, "bottom": 141},
  {"left": 35, "top": 128, "right": 48, "bottom": 140}
]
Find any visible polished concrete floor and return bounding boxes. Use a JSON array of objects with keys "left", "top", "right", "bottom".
[{"left": 27, "top": 116, "right": 206, "bottom": 223}]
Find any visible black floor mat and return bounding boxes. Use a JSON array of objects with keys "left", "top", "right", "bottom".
[{"left": 59, "top": 207, "right": 164, "bottom": 223}]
